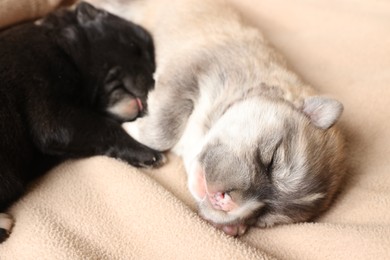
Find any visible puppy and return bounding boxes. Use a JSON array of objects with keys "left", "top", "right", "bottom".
[
  {"left": 93, "top": 0, "right": 346, "bottom": 236},
  {"left": 0, "top": 2, "right": 164, "bottom": 242}
]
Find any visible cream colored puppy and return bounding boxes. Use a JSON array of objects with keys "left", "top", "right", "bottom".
[{"left": 92, "top": 0, "right": 346, "bottom": 236}]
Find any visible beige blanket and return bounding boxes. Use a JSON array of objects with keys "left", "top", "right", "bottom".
[
  {"left": 1, "top": 0, "right": 390, "bottom": 259},
  {"left": 0, "top": 0, "right": 75, "bottom": 28}
]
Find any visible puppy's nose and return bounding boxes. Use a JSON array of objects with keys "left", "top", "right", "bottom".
[{"left": 207, "top": 192, "right": 237, "bottom": 212}]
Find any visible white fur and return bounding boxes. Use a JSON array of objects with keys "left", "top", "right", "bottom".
[{"left": 123, "top": 119, "right": 140, "bottom": 140}]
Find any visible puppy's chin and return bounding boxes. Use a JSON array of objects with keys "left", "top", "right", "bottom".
[
  {"left": 106, "top": 96, "right": 142, "bottom": 121},
  {"left": 198, "top": 197, "right": 265, "bottom": 226}
]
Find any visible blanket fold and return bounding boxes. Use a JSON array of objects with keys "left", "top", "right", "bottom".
[{"left": 1, "top": 156, "right": 272, "bottom": 259}]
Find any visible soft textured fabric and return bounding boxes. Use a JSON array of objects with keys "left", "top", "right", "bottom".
[
  {"left": 1, "top": 0, "right": 389, "bottom": 259},
  {"left": 0, "top": 0, "right": 74, "bottom": 28}
]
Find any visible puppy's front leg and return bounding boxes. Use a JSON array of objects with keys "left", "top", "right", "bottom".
[
  {"left": 123, "top": 77, "right": 196, "bottom": 152},
  {"left": 28, "top": 103, "right": 164, "bottom": 168}
]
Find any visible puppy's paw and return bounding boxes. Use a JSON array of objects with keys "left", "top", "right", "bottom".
[
  {"left": 0, "top": 213, "right": 14, "bottom": 243},
  {"left": 135, "top": 151, "right": 167, "bottom": 168},
  {"left": 122, "top": 148, "right": 167, "bottom": 168}
]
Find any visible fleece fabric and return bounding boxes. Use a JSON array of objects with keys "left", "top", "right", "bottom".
[
  {"left": 0, "top": 0, "right": 74, "bottom": 28},
  {"left": 1, "top": 0, "right": 389, "bottom": 259}
]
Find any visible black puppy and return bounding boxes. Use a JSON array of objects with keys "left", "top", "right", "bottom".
[{"left": 0, "top": 2, "right": 163, "bottom": 242}]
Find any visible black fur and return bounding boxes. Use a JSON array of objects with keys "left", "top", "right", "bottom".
[
  {"left": 0, "top": 2, "right": 163, "bottom": 242},
  {"left": 0, "top": 228, "right": 8, "bottom": 242}
]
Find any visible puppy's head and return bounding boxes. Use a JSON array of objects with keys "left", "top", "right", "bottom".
[
  {"left": 44, "top": 2, "right": 156, "bottom": 121},
  {"left": 188, "top": 96, "right": 345, "bottom": 232}
]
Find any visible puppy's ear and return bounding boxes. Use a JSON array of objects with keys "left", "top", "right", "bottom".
[
  {"left": 302, "top": 96, "right": 344, "bottom": 129},
  {"left": 56, "top": 26, "right": 86, "bottom": 64},
  {"left": 132, "top": 24, "right": 153, "bottom": 44},
  {"left": 75, "top": 2, "right": 107, "bottom": 24},
  {"left": 132, "top": 24, "right": 155, "bottom": 66}
]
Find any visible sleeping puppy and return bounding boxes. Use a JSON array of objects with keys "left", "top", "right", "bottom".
[
  {"left": 93, "top": 0, "right": 346, "bottom": 236},
  {"left": 0, "top": 2, "right": 164, "bottom": 243}
]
